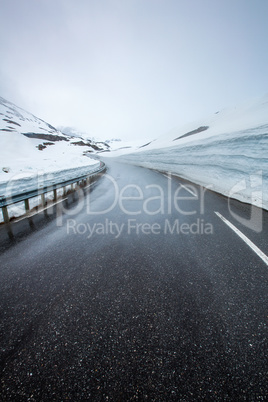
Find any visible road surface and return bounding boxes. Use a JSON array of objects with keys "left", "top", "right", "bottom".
[{"left": 0, "top": 160, "right": 267, "bottom": 400}]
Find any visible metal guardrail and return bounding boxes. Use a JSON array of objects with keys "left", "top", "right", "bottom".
[{"left": 0, "top": 162, "right": 106, "bottom": 223}]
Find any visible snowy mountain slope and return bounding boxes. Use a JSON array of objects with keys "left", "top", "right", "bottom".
[
  {"left": 108, "top": 95, "right": 268, "bottom": 210},
  {"left": 0, "top": 96, "right": 67, "bottom": 140},
  {"left": 0, "top": 96, "right": 109, "bottom": 153},
  {"left": 57, "top": 126, "right": 93, "bottom": 139},
  {"left": 104, "top": 138, "right": 145, "bottom": 152},
  {"left": 57, "top": 126, "right": 110, "bottom": 151},
  {"left": 0, "top": 96, "right": 107, "bottom": 202}
]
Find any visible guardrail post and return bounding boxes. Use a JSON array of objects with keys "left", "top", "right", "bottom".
[
  {"left": 53, "top": 189, "right": 57, "bottom": 201},
  {"left": 25, "top": 199, "right": 30, "bottom": 213},
  {"left": 41, "top": 193, "right": 46, "bottom": 207},
  {"left": 2, "top": 206, "right": 9, "bottom": 224}
]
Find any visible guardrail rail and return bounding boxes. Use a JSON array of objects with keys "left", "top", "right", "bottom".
[{"left": 0, "top": 161, "right": 106, "bottom": 224}]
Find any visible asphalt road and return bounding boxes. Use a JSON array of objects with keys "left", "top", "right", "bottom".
[{"left": 0, "top": 160, "right": 267, "bottom": 401}]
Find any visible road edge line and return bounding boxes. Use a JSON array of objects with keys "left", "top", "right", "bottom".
[
  {"left": 215, "top": 211, "right": 268, "bottom": 266},
  {"left": 180, "top": 184, "right": 197, "bottom": 197}
]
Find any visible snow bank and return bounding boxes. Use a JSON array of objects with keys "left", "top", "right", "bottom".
[
  {"left": 0, "top": 132, "right": 99, "bottom": 222},
  {"left": 111, "top": 95, "right": 268, "bottom": 210},
  {"left": 0, "top": 131, "right": 99, "bottom": 195},
  {"left": 0, "top": 96, "right": 101, "bottom": 196}
]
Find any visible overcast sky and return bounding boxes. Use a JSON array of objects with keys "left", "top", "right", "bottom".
[{"left": 0, "top": 0, "right": 268, "bottom": 141}]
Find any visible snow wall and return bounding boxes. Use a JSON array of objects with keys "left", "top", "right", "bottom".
[
  {"left": 118, "top": 125, "right": 268, "bottom": 211},
  {"left": 0, "top": 163, "right": 100, "bottom": 200}
]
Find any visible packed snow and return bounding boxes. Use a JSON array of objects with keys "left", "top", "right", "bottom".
[{"left": 106, "top": 95, "right": 268, "bottom": 210}]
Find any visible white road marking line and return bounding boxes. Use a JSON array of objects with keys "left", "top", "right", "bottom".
[
  {"left": 11, "top": 183, "right": 93, "bottom": 224},
  {"left": 180, "top": 184, "right": 198, "bottom": 197},
  {"left": 163, "top": 173, "right": 172, "bottom": 180},
  {"left": 215, "top": 211, "right": 268, "bottom": 266},
  {"left": 171, "top": 173, "right": 198, "bottom": 197}
]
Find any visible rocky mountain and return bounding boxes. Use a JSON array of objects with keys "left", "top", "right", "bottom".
[{"left": 0, "top": 97, "right": 110, "bottom": 153}]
